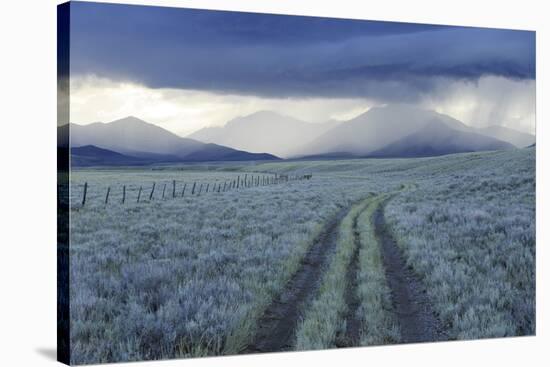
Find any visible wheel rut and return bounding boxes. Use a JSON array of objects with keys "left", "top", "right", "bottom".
[
  {"left": 373, "top": 200, "right": 445, "bottom": 343},
  {"left": 242, "top": 206, "right": 350, "bottom": 353},
  {"left": 337, "top": 212, "right": 362, "bottom": 347}
]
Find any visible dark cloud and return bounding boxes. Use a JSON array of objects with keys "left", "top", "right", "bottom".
[{"left": 68, "top": 1, "right": 535, "bottom": 100}]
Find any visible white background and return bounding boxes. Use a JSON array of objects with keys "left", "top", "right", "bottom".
[{"left": 0, "top": 0, "right": 546, "bottom": 365}]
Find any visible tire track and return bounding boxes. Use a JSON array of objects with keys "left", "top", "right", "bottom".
[
  {"left": 373, "top": 200, "right": 445, "bottom": 343},
  {"left": 242, "top": 206, "right": 351, "bottom": 353},
  {"left": 337, "top": 210, "right": 362, "bottom": 347}
]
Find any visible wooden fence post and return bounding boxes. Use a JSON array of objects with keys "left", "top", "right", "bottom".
[
  {"left": 162, "top": 183, "right": 166, "bottom": 199},
  {"left": 198, "top": 183, "right": 203, "bottom": 196},
  {"left": 149, "top": 182, "right": 156, "bottom": 201},
  {"left": 218, "top": 183, "right": 221, "bottom": 193},
  {"left": 236, "top": 175, "right": 240, "bottom": 188},
  {"left": 122, "top": 185, "right": 126, "bottom": 204},
  {"left": 105, "top": 187, "right": 110, "bottom": 205},
  {"left": 172, "top": 180, "right": 176, "bottom": 198},
  {"left": 191, "top": 182, "right": 196, "bottom": 195},
  {"left": 206, "top": 183, "right": 210, "bottom": 193},
  {"left": 223, "top": 182, "right": 227, "bottom": 191},
  {"left": 137, "top": 186, "right": 142, "bottom": 203},
  {"left": 81, "top": 182, "right": 88, "bottom": 207},
  {"left": 181, "top": 183, "right": 187, "bottom": 197}
]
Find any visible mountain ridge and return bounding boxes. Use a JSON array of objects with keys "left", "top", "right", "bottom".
[
  {"left": 61, "top": 107, "right": 532, "bottom": 165},
  {"left": 62, "top": 116, "right": 280, "bottom": 165},
  {"left": 187, "top": 110, "right": 341, "bottom": 158},
  {"left": 367, "top": 120, "right": 515, "bottom": 158}
]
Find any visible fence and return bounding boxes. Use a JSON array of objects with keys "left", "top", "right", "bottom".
[{"left": 75, "top": 173, "right": 313, "bottom": 207}]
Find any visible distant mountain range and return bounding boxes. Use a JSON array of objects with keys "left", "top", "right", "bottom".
[
  {"left": 188, "top": 111, "right": 341, "bottom": 158},
  {"left": 59, "top": 116, "right": 280, "bottom": 167},
  {"left": 187, "top": 105, "right": 533, "bottom": 159},
  {"left": 70, "top": 145, "right": 153, "bottom": 167},
  {"left": 367, "top": 121, "right": 514, "bottom": 158},
  {"left": 477, "top": 125, "right": 535, "bottom": 148},
  {"left": 300, "top": 105, "right": 522, "bottom": 158},
  {"left": 61, "top": 106, "right": 535, "bottom": 166}
]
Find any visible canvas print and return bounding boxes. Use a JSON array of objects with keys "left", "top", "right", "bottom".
[{"left": 57, "top": 1, "right": 536, "bottom": 365}]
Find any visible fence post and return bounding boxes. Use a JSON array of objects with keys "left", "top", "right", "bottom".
[
  {"left": 191, "top": 182, "right": 196, "bottom": 195},
  {"left": 218, "top": 183, "right": 221, "bottom": 193},
  {"left": 105, "top": 187, "right": 110, "bottom": 205},
  {"left": 81, "top": 182, "right": 88, "bottom": 207},
  {"left": 223, "top": 182, "right": 227, "bottom": 192},
  {"left": 137, "top": 186, "right": 142, "bottom": 203},
  {"left": 172, "top": 180, "right": 176, "bottom": 198},
  {"left": 149, "top": 182, "right": 156, "bottom": 201},
  {"left": 122, "top": 185, "right": 126, "bottom": 204},
  {"left": 162, "top": 183, "right": 166, "bottom": 199},
  {"left": 236, "top": 175, "right": 240, "bottom": 188},
  {"left": 198, "top": 183, "right": 203, "bottom": 196},
  {"left": 206, "top": 183, "right": 210, "bottom": 193},
  {"left": 181, "top": 183, "right": 187, "bottom": 197}
]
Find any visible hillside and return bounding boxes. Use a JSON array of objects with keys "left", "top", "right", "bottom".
[
  {"left": 477, "top": 125, "right": 535, "bottom": 148},
  {"left": 298, "top": 105, "right": 472, "bottom": 157},
  {"left": 367, "top": 121, "right": 515, "bottom": 158},
  {"left": 188, "top": 111, "right": 340, "bottom": 158},
  {"left": 71, "top": 145, "right": 151, "bottom": 166},
  {"left": 63, "top": 116, "right": 280, "bottom": 164}
]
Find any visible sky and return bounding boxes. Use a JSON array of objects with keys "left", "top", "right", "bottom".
[{"left": 65, "top": 1, "right": 536, "bottom": 136}]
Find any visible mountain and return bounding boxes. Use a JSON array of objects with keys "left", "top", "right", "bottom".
[
  {"left": 368, "top": 121, "right": 515, "bottom": 158},
  {"left": 71, "top": 145, "right": 151, "bottom": 167},
  {"left": 187, "top": 111, "right": 341, "bottom": 158},
  {"left": 64, "top": 116, "right": 280, "bottom": 164},
  {"left": 298, "top": 105, "right": 472, "bottom": 157},
  {"left": 184, "top": 144, "right": 279, "bottom": 162},
  {"left": 477, "top": 125, "right": 535, "bottom": 148},
  {"left": 70, "top": 116, "right": 203, "bottom": 157}
]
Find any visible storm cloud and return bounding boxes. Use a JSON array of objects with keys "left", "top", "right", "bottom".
[{"left": 69, "top": 2, "right": 535, "bottom": 101}]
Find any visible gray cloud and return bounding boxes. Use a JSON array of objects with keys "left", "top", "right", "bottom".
[{"left": 68, "top": 2, "right": 535, "bottom": 102}]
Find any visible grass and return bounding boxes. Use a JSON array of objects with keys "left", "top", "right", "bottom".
[
  {"left": 356, "top": 195, "right": 401, "bottom": 345},
  {"left": 294, "top": 196, "right": 373, "bottom": 350},
  {"left": 294, "top": 193, "right": 402, "bottom": 350},
  {"left": 67, "top": 147, "right": 535, "bottom": 364},
  {"left": 385, "top": 149, "right": 535, "bottom": 339},
  {"left": 69, "top": 172, "right": 377, "bottom": 364}
]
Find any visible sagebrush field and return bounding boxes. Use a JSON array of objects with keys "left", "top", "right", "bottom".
[{"left": 68, "top": 148, "right": 535, "bottom": 364}]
